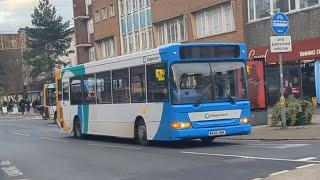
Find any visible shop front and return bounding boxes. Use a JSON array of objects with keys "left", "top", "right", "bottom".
[{"left": 249, "top": 37, "right": 320, "bottom": 106}]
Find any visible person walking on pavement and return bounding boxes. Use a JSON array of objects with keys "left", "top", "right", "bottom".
[{"left": 19, "top": 99, "right": 25, "bottom": 115}]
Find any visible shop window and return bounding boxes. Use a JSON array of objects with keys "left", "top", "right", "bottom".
[
  {"left": 300, "top": 0, "right": 319, "bottom": 9},
  {"left": 273, "top": 0, "right": 289, "bottom": 12}
]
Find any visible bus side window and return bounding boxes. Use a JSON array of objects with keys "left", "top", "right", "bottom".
[
  {"left": 70, "top": 77, "right": 83, "bottom": 105},
  {"left": 62, "top": 82, "right": 69, "bottom": 101},
  {"left": 112, "top": 68, "right": 130, "bottom": 104},
  {"left": 96, "top": 71, "right": 112, "bottom": 104},
  {"left": 147, "top": 63, "right": 168, "bottom": 102},
  {"left": 130, "top": 65, "right": 146, "bottom": 103},
  {"left": 83, "top": 74, "right": 96, "bottom": 104}
]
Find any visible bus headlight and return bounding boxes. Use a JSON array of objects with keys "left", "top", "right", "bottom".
[
  {"left": 240, "top": 117, "right": 252, "bottom": 124},
  {"left": 171, "top": 122, "right": 192, "bottom": 129}
]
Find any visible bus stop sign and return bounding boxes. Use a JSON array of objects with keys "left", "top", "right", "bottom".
[{"left": 271, "top": 12, "right": 289, "bottom": 36}]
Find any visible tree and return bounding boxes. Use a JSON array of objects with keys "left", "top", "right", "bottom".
[{"left": 23, "top": 0, "right": 73, "bottom": 82}]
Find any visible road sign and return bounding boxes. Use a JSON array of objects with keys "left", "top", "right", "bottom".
[
  {"left": 271, "top": 12, "right": 289, "bottom": 35},
  {"left": 270, "top": 36, "right": 292, "bottom": 53}
]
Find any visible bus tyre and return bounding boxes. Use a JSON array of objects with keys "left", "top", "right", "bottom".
[
  {"left": 200, "top": 137, "right": 215, "bottom": 144},
  {"left": 73, "top": 118, "right": 83, "bottom": 139},
  {"left": 136, "top": 121, "right": 149, "bottom": 146}
]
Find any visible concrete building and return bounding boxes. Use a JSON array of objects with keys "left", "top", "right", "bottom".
[
  {"left": 245, "top": 0, "right": 320, "bottom": 106},
  {"left": 73, "top": 0, "right": 247, "bottom": 64}
]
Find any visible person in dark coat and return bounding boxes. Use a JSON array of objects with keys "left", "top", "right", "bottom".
[{"left": 19, "top": 99, "right": 25, "bottom": 115}]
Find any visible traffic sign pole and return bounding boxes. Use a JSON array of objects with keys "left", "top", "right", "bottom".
[
  {"left": 279, "top": 53, "right": 287, "bottom": 129},
  {"left": 271, "top": 12, "right": 290, "bottom": 130}
]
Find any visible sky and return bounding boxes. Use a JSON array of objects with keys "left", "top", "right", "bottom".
[{"left": 0, "top": 0, "right": 73, "bottom": 33}]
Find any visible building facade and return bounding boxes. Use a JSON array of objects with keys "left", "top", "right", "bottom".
[
  {"left": 73, "top": 0, "right": 247, "bottom": 64},
  {"left": 245, "top": 0, "right": 320, "bottom": 106}
]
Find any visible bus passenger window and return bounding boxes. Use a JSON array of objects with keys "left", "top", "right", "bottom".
[
  {"left": 62, "top": 82, "right": 69, "bottom": 101},
  {"left": 96, "top": 71, "right": 112, "bottom": 104},
  {"left": 70, "top": 77, "right": 83, "bottom": 105},
  {"left": 147, "top": 63, "right": 168, "bottom": 102},
  {"left": 112, "top": 68, "right": 130, "bottom": 104},
  {"left": 83, "top": 74, "right": 96, "bottom": 104},
  {"left": 130, "top": 66, "right": 146, "bottom": 103},
  {"left": 58, "top": 80, "right": 62, "bottom": 101}
]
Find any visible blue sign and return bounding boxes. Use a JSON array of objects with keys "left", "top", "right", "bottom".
[{"left": 271, "top": 12, "right": 289, "bottom": 35}]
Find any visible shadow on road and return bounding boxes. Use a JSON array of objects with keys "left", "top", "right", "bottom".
[{"left": 66, "top": 134, "right": 240, "bottom": 149}]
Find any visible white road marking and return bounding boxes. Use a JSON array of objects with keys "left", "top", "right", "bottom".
[
  {"left": 296, "top": 164, "right": 316, "bottom": 169},
  {"left": 297, "top": 157, "right": 318, "bottom": 162},
  {"left": 237, "top": 143, "right": 309, "bottom": 149},
  {"left": 1, "top": 166, "right": 24, "bottom": 177},
  {"left": 10, "top": 132, "right": 30, "bottom": 137},
  {"left": 269, "top": 170, "right": 289, "bottom": 176},
  {"left": 180, "top": 151, "right": 320, "bottom": 163},
  {"left": 40, "top": 137, "right": 70, "bottom": 143},
  {"left": 88, "top": 143, "right": 143, "bottom": 150},
  {"left": 251, "top": 178, "right": 263, "bottom": 180}
]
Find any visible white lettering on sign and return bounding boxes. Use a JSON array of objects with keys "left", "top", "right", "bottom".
[
  {"left": 270, "top": 36, "right": 292, "bottom": 53},
  {"left": 188, "top": 110, "right": 242, "bottom": 121},
  {"left": 299, "top": 49, "right": 320, "bottom": 57}
]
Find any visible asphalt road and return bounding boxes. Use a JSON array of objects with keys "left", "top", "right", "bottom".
[{"left": 0, "top": 115, "right": 320, "bottom": 180}]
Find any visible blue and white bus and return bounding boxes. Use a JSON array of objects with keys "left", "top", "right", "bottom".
[{"left": 55, "top": 43, "right": 252, "bottom": 145}]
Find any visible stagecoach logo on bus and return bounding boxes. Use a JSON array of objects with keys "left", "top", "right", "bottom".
[
  {"left": 188, "top": 109, "right": 242, "bottom": 121},
  {"left": 143, "top": 55, "right": 160, "bottom": 63}
]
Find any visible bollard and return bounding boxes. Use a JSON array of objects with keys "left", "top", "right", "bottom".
[{"left": 311, "top": 97, "right": 317, "bottom": 107}]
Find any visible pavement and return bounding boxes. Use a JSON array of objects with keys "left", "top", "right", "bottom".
[
  {"left": 223, "top": 107, "right": 320, "bottom": 141},
  {"left": 0, "top": 114, "right": 320, "bottom": 179}
]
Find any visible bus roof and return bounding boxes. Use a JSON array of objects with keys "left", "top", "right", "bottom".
[{"left": 60, "top": 43, "right": 247, "bottom": 77}]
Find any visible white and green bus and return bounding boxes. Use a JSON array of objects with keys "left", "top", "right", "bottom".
[{"left": 55, "top": 43, "right": 252, "bottom": 145}]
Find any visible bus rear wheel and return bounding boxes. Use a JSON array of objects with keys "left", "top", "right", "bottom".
[
  {"left": 73, "top": 118, "right": 83, "bottom": 139},
  {"left": 200, "top": 137, "right": 215, "bottom": 144},
  {"left": 135, "top": 120, "right": 149, "bottom": 146}
]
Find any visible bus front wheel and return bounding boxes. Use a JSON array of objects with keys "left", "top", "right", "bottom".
[
  {"left": 200, "top": 137, "right": 215, "bottom": 144},
  {"left": 73, "top": 118, "right": 83, "bottom": 139},
  {"left": 135, "top": 120, "right": 149, "bottom": 146}
]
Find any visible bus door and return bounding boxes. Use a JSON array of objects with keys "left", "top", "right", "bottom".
[{"left": 60, "top": 78, "right": 71, "bottom": 131}]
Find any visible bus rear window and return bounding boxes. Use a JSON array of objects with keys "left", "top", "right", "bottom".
[{"left": 180, "top": 45, "right": 240, "bottom": 59}]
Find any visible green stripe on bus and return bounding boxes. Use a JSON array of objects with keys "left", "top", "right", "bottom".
[
  {"left": 61, "top": 64, "right": 85, "bottom": 77},
  {"left": 83, "top": 105, "right": 89, "bottom": 134}
]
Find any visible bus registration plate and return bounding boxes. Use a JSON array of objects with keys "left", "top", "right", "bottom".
[{"left": 209, "top": 130, "right": 226, "bottom": 136}]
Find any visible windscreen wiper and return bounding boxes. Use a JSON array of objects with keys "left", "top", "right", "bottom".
[{"left": 227, "top": 93, "right": 236, "bottom": 104}]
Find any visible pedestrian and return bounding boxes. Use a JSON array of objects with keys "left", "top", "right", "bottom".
[
  {"left": 19, "top": 99, "right": 25, "bottom": 115},
  {"left": 26, "top": 100, "right": 31, "bottom": 113}
]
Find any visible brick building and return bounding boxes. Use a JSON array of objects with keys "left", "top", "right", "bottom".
[
  {"left": 245, "top": 0, "right": 320, "bottom": 106},
  {"left": 73, "top": 0, "right": 247, "bottom": 64}
]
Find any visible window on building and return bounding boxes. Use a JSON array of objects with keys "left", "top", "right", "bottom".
[
  {"left": 89, "top": 47, "right": 96, "bottom": 62},
  {"left": 87, "top": 19, "right": 94, "bottom": 34},
  {"left": 109, "top": 4, "right": 115, "bottom": 17},
  {"left": 119, "top": 0, "right": 152, "bottom": 55},
  {"left": 70, "top": 77, "right": 83, "bottom": 105},
  {"left": 130, "top": 66, "right": 146, "bottom": 103},
  {"left": 95, "top": 10, "right": 101, "bottom": 23},
  {"left": 83, "top": 74, "right": 96, "bottom": 104},
  {"left": 62, "top": 81, "right": 69, "bottom": 101},
  {"left": 157, "top": 16, "right": 186, "bottom": 45},
  {"left": 300, "top": 0, "right": 319, "bottom": 9},
  {"left": 98, "top": 38, "right": 115, "bottom": 59},
  {"left": 101, "top": 7, "right": 107, "bottom": 20},
  {"left": 195, "top": 2, "right": 234, "bottom": 38},
  {"left": 112, "top": 69, "right": 130, "bottom": 103},
  {"left": 248, "top": 0, "right": 320, "bottom": 21},
  {"left": 273, "top": 0, "right": 289, "bottom": 12},
  {"left": 147, "top": 63, "right": 168, "bottom": 102},
  {"left": 96, "top": 71, "right": 112, "bottom": 104}
]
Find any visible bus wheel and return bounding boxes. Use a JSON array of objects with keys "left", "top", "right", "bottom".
[
  {"left": 200, "top": 137, "right": 215, "bottom": 144},
  {"left": 135, "top": 120, "right": 149, "bottom": 146},
  {"left": 73, "top": 118, "right": 83, "bottom": 139}
]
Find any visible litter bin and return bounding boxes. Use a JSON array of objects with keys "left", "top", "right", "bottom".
[{"left": 312, "top": 97, "right": 317, "bottom": 107}]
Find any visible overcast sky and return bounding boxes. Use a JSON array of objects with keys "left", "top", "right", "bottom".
[{"left": 0, "top": 0, "right": 73, "bottom": 33}]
